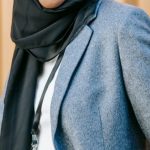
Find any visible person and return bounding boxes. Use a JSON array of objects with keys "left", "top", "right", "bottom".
[{"left": 0, "top": 0, "right": 150, "bottom": 149}]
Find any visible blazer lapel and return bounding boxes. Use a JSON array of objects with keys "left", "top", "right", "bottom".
[
  {"left": 50, "top": 0, "right": 103, "bottom": 140},
  {"left": 50, "top": 25, "right": 93, "bottom": 139}
]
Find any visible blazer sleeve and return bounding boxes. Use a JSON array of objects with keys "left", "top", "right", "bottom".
[
  {"left": 0, "top": 73, "right": 9, "bottom": 134},
  {"left": 0, "top": 100, "right": 4, "bottom": 135},
  {"left": 118, "top": 7, "right": 150, "bottom": 141}
]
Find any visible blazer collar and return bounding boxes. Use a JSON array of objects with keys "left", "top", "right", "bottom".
[{"left": 50, "top": 0, "right": 103, "bottom": 142}]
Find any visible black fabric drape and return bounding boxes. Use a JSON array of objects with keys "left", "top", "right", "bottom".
[{"left": 0, "top": 0, "right": 99, "bottom": 149}]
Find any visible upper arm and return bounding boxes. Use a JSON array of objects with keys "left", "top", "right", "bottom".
[
  {"left": 0, "top": 76, "right": 7, "bottom": 134},
  {"left": 0, "top": 100, "right": 4, "bottom": 134},
  {"left": 118, "top": 7, "right": 150, "bottom": 141}
]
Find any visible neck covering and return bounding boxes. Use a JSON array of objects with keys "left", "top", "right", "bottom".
[{"left": 0, "top": 0, "right": 100, "bottom": 149}]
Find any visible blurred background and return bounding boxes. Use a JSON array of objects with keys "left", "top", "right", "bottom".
[{"left": 0, "top": 0, "right": 150, "bottom": 96}]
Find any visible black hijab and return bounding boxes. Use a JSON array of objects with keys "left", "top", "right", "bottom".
[{"left": 0, "top": 0, "right": 100, "bottom": 149}]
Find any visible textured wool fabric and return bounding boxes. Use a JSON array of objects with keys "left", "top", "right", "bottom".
[
  {"left": 0, "top": 101, "right": 3, "bottom": 134},
  {"left": 0, "top": 0, "right": 100, "bottom": 150},
  {"left": 49, "top": 0, "right": 149, "bottom": 149},
  {"left": 1, "top": 0, "right": 150, "bottom": 149}
]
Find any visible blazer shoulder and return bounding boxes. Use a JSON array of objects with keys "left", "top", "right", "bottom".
[
  {"left": 92, "top": 0, "right": 150, "bottom": 37},
  {"left": 98, "top": 0, "right": 149, "bottom": 20}
]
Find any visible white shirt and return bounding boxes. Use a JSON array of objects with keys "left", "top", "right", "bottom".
[{"left": 34, "top": 55, "right": 61, "bottom": 150}]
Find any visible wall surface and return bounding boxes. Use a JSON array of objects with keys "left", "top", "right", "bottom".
[
  {"left": 0, "top": 0, "right": 14, "bottom": 95},
  {"left": 0, "top": 0, "right": 150, "bottom": 95}
]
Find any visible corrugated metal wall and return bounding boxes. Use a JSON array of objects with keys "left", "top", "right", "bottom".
[{"left": 0, "top": 0, "right": 150, "bottom": 95}]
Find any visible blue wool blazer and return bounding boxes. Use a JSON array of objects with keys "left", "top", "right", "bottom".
[{"left": 1, "top": 0, "right": 150, "bottom": 149}]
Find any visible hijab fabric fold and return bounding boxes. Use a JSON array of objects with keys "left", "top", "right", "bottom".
[{"left": 0, "top": 0, "right": 100, "bottom": 149}]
